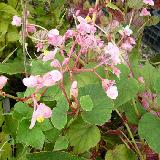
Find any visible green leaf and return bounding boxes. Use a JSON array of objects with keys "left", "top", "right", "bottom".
[
  {"left": 0, "top": 132, "right": 12, "bottom": 160},
  {"left": 106, "top": 2, "right": 121, "bottom": 11},
  {"left": 24, "top": 88, "right": 36, "bottom": 97},
  {"left": 54, "top": 136, "right": 69, "bottom": 151},
  {"left": 0, "top": 21, "right": 8, "bottom": 35},
  {"left": 13, "top": 102, "right": 32, "bottom": 120},
  {"left": 0, "top": 3, "right": 18, "bottom": 15},
  {"left": 79, "top": 84, "right": 114, "bottom": 125},
  {"left": 27, "top": 151, "right": 87, "bottom": 160},
  {"left": 7, "top": 31, "right": 20, "bottom": 42},
  {"left": 51, "top": 97, "right": 69, "bottom": 130},
  {"left": 115, "top": 78, "right": 139, "bottom": 107},
  {"left": 0, "top": 61, "right": 25, "bottom": 75},
  {"left": 138, "top": 113, "right": 160, "bottom": 153},
  {"left": 42, "top": 85, "right": 62, "bottom": 101},
  {"left": 38, "top": 119, "right": 53, "bottom": 131},
  {"left": 120, "top": 102, "right": 146, "bottom": 125},
  {"left": 30, "top": 60, "right": 53, "bottom": 75},
  {"left": 44, "top": 128, "right": 60, "bottom": 143},
  {"left": 73, "top": 63, "right": 105, "bottom": 87},
  {"left": 80, "top": 95, "right": 93, "bottom": 111},
  {"left": 3, "top": 115, "right": 18, "bottom": 137},
  {"left": 157, "top": 97, "right": 160, "bottom": 106},
  {"left": 127, "top": 0, "right": 143, "bottom": 9},
  {"left": 16, "top": 119, "right": 45, "bottom": 148},
  {"left": 105, "top": 144, "right": 137, "bottom": 160},
  {"left": 154, "top": 75, "right": 160, "bottom": 93},
  {"left": 140, "top": 62, "right": 157, "bottom": 91},
  {"left": 66, "top": 117, "right": 100, "bottom": 153}
]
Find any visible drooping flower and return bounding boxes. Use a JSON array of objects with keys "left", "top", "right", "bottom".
[
  {"left": 140, "top": 8, "right": 151, "bottom": 16},
  {"left": 48, "top": 29, "right": 63, "bottom": 47},
  {"left": 119, "top": 25, "right": 133, "bottom": 37},
  {"left": 27, "top": 24, "right": 36, "bottom": 33},
  {"left": 104, "top": 42, "right": 121, "bottom": 65},
  {"left": 11, "top": 15, "right": 22, "bottom": 26},
  {"left": 106, "top": 85, "right": 118, "bottom": 100},
  {"left": 29, "top": 102, "right": 52, "bottom": 129},
  {"left": 143, "top": 0, "right": 154, "bottom": 6},
  {"left": 23, "top": 75, "right": 43, "bottom": 88},
  {"left": 70, "top": 81, "right": 78, "bottom": 98},
  {"left": 0, "top": 76, "right": 8, "bottom": 90},
  {"left": 43, "top": 70, "right": 62, "bottom": 86},
  {"left": 102, "top": 79, "right": 118, "bottom": 99}
]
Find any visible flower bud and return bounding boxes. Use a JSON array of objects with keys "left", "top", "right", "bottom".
[
  {"left": 70, "top": 81, "right": 78, "bottom": 98},
  {"left": 0, "top": 76, "right": 8, "bottom": 90}
]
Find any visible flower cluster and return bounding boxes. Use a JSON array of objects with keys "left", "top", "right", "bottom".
[{"left": 23, "top": 70, "right": 62, "bottom": 88}]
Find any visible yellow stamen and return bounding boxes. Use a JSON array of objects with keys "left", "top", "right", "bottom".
[
  {"left": 43, "top": 50, "right": 49, "bottom": 55},
  {"left": 37, "top": 116, "right": 45, "bottom": 123},
  {"left": 85, "top": 15, "right": 92, "bottom": 23}
]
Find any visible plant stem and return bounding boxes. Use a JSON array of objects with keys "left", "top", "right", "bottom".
[
  {"left": 21, "top": 0, "right": 27, "bottom": 77},
  {"left": 0, "top": 91, "right": 31, "bottom": 102},
  {"left": 132, "top": 98, "right": 141, "bottom": 118},
  {"left": 115, "top": 109, "right": 144, "bottom": 160}
]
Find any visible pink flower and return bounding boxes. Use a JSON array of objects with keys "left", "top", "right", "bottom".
[
  {"left": 65, "top": 29, "right": 76, "bottom": 39},
  {"left": 143, "top": 0, "right": 154, "bottom": 6},
  {"left": 48, "top": 29, "right": 63, "bottom": 47},
  {"left": 70, "top": 81, "right": 78, "bottom": 98},
  {"left": 140, "top": 8, "right": 151, "bottom": 16},
  {"left": 27, "top": 24, "right": 36, "bottom": 33},
  {"left": 106, "top": 86, "right": 118, "bottom": 100},
  {"left": 50, "top": 59, "right": 61, "bottom": 68},
  {"left": 23, "top": 76, "right": 43, "bottom": 88},
  {"left": 138, "top": 76, "right": 145, "bottom": 84},
  {"left": 42, "top": 48, "right": 58, "bottom": 62},
  {"left": 121, "top": 37, "right": 136, "bottom": 52},
  {"left": 126, "top": 37, "right": 136, "bottom": 45},
  {"left": 35, "top": 43, "right": 43, "bottom": 52},
  {"left": 77, "top": 16, "right": 96, "bottom": 35},
  {"left": 29, "top": 102, "right": 52, "bottom": 129},
  {"left": 141, "top": 92, "right": 153, "bottom": 109},
  {"left": 121, "top": 42, "right": 133, "bottom": 51},
  {"left": 119, "top": 25, "right": 133, "bottom": 37},
  {"left": 110, "top": 20, "right": 119, "bottom": 29},
  {"left": 102, "top": 79, "right": 118, "bottom": 99},
  {"left": 104, "top": 42, "right": 121, "bottom": 65},
  {"left": 112, "top": 67, "right": 121, "bottom": 78},
  {"left": 102, "top": 79, "right": 115, "bottom": 91},
  {"left": 11, "top": 15, "right": 22, "bottom": 26},
  {"left": 77, "top": 34, "right": 99, "bottom": 51},
  {"left": 43, "top": 70, "right": 62, "bottom": 86},
  {"left": 62, "top": 58, "right": 70, "bottom": 66},
  {"left": 0, "top": 76, "right": 8, "bottom": 90}
]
